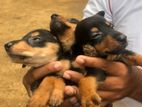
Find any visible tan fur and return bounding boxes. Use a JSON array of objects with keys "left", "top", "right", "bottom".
[
  {"left": 95, "top": 35, "right": 120, "bottom": 53},
  {"left": 79, "top": 76, "right": 101, "bottom": 107},
  {"left": 27, "top": 76, "right": 65, "bottom": 107},
  {"left": 91, "top": 27, "right": 99, "bottom": 32},
  {"left": 31, "top": 31, "right": 40, "bottom": 37},
  {"left": 59, "top": 28, "right": 75, "bottom": 51},
  {"left": 11, "top": 42, "right": 60, "bottom": 67},
  {"left": 55, "top": 15, "right": 76, "bottom": 52}
]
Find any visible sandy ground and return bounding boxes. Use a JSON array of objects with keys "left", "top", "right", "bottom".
[{"left": 0, "top": 0, "right": 87, "bottom": 106}]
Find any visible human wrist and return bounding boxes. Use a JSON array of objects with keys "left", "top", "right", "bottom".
[{"left": 128, "top": 66, "right": 142, "bottom": 102}]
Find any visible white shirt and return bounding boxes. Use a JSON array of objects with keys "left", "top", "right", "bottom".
[
  {"left": 83, "top": 0, "right": 142, "bottom": 107},
  {"left": 83, "top": 0, "right": 142, "bottom": 54}
]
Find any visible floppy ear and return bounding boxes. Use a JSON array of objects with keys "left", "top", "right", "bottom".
[{"left": 97, "top": 11, "right": 105, "bottom": 17}]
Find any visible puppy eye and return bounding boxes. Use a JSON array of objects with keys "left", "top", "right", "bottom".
[
  {"left": 92, "top": 32, "right": 103, "bottom": 39},
  {"left": 32, "top": 37, "right": 41, "bottom": 42},
  {"left": 28, "top": 37, "right": 42, "bottom": 46}
]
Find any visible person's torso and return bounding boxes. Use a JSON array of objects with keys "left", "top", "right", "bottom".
[{"left": 111, "top": 0, "right": 142, "bottom": 54}]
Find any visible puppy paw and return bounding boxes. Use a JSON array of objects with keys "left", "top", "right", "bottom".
[
  {"left": 81, "top": 93, "right": 101, "bottom": 107},
  {"left": 49, "top": 89, "right": 64, "bottom": 107}
]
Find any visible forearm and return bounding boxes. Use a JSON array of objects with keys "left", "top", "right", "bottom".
[{"left": 129, "top": 66, "right": 142, "bottom": 103}]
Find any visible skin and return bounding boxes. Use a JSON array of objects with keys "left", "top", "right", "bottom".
[
  {"left": 75, "top": 55, "right": 142, "bottom": 103},
  {"left": 23, "top": 55, "right": 142, "bottom": 106}
]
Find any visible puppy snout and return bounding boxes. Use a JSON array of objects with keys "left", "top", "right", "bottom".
[
  {"left": 117, "top": 34, "right": 127, "bottom": 42},
  {"left": 51, "top": 14, "right": 59, "bottom": 19},
  {"left": 4, "top": 42, "right": 13, "bottom": 51}
]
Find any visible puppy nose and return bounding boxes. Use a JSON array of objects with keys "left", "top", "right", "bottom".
[
  {"left": 51, "top": 14, "right": 59, "bottom": 19},
  {"left": 4, "top": 42, "right": 13, "bottom": 51},
  {"left": 117, "top": 34, "right": 127, "bottom": 42}
]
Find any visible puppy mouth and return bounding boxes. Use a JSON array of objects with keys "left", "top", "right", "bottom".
[
  {"left": 8, "top": 53, "right": 30, "bottom": 60},
  {"left": 120, "top": 41, "right": 128, "bottom": 49},
  {"left": 107, "top": 42, "right": 128, "bottom": 54}
]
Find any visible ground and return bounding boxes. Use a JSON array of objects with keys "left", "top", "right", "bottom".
[{"left": 0, "top": 0, "right": 87, "bottom": 106}]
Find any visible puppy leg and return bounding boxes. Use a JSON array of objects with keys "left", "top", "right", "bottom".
[
  {"left": 79, "top": 76, "right": 101, "bottom": 107},
  {"left": 49, "top": 78, "right": 65, "bottom": 106},
  {"left": 27, "top": 76, "right": 55, "bottom": 107}
]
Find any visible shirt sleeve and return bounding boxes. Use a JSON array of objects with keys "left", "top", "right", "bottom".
[{"left": 83, "top": 0, "right": 112, "bottom": 22}]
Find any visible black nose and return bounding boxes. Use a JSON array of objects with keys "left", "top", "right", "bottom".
[
  {"left": 4, "top": 42, "right": 13, "bottom": 51},
  {"left": 117, "top": 34, "right": 127, "bottom": 42},
  {"left": 51, "top": 14, "right": 59, "bottom": 19}
]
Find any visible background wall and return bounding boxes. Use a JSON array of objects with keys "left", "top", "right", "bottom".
[{"left": 0, "top": 0, "right": 87, "bottom": 106}]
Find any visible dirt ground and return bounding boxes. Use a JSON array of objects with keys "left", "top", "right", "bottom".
[{"left": 0, "top": 0, "right": 87, "bottom": 106}]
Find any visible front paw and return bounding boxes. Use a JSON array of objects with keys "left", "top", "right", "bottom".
[
  {"left": 81, "top": 93, "right": 101, "bottom": 107},
  {"left": 49, "top": 89, "right": 64, "bottom": 107}
]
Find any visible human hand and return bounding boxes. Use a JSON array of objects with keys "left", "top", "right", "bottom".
[
  {"left": 75, "top": 55, "right": 137, "bottom": 104},
  {"left": 23, "top": 61, "right": 63, "bottom": 96},
  {"left": 60, "top": 70, "right": 84, "bottom": 107}
]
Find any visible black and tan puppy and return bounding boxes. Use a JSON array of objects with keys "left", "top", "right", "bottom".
[
  {"left": 74, "top": 11, "right": 142, "bottom": 107},
  {"left": 4, "top": 29, "right": 73, "bottom": 107},
  {"left": 50, "top": 13, "right": 79, "bottom": 54},
  {"left": 75, "top": 11, "right": 142, "bottom": 66}
]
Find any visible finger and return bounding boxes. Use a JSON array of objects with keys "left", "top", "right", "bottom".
[
  {"left": 23, "top": 61, "right": 62, "bottom": 88},
  {"left": 63, "top": 70, "right": 84, "bottom": 83},
  {"left": 28, "top": 61, "right": 62, "bottom": 81},
  {"left": 75, "top": 55, "right": 128, "bottom": 76},
  {"left": 98, "top": 77, "right": 124, "bottom": 91},
  {"left": 98, "top": 90, "right": 122, "bottom": 101},
  {"left": 32, "top": 61, "right": 62, "bottom": 79},
  {"left": 64, "top": 86, "right": 79, "bottom": 97}
]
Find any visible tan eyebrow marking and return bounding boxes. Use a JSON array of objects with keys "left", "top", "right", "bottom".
[
  {"left": 31, "top": 32, "right": 40, "bottom": 37},
  {"left": 91, "top": 27, "right": 99, "bottom": 32}
]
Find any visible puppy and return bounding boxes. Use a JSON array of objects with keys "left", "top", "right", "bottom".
[
  {"left": 50, "top": 13, "right": 79, "bottom": 54},
  {"left": 74, "top": 11, "right": 142, "bottom": 107},
  {"left": 4, "top": 29, "right": 73, "bottom": 107},
  {"left": 75, "top": 11, "right": 142, "bottom": 66}
]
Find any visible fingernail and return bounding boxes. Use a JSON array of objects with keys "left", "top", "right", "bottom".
[
  {"left": 54, "top": 62, "right": 62, "bottom": 70},
  {"left": 76, "top": 56, "right": 85, "bottom": 64},
  {"left": 63, "top": 71, "right": 71, "bottom": 79}
]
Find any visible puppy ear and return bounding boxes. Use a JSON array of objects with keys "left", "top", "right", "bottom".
[{"left": 97, "top": 11, "right": 105, "bottom": 17}]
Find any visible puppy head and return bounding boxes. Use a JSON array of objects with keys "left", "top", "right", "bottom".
[
  {"left": 4, "top": 29, "right": 61, "bottom": 67},
  {"left": 75, "top": 11, "right": 128, "bottom": 56},
  {"left": 50, "top": 14, "right": 79, "bottom": 52}
]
